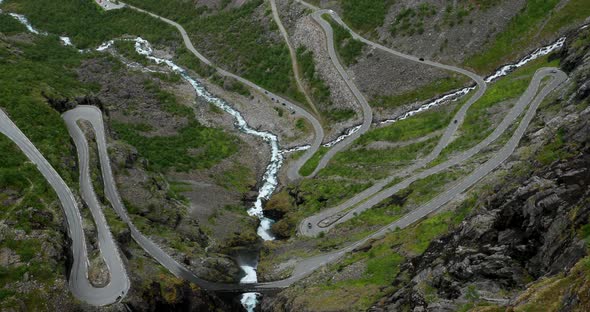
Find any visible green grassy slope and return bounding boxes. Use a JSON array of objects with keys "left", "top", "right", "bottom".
[{"left": 123, "top": 0, "right": 305, "bottom": 102}]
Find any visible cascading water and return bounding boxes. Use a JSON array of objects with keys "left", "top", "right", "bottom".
[
  {"left": 127, "top": 37, "right": 279, "bottom": 311},
  {"left": 97, "top": 37, "right": 279, "bottom": 311},
  {"left": 6, "top": 13, "right": 45, "bottom": 35},
  {"left": 281, "top": 125, "right": 363, "bottom": 155},
  {"left": 379, "top": 35, "right": 567, "bottom": 126},
  {"left": 60, "top": 36, "right": 73, "bottom": 46},
  {"left": 484, "top": 37, "right": 566, "bottom": 83}
]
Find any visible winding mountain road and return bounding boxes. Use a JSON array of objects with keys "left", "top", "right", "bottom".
[
  {"left": 64, "top": 106, "right": 236, "bottom": 291},
  {"left": 288, "top": 67, "right": 566, "bottom": 280},
  {"left": 0, "top": 109, "right": 130, "bottom": 306},
  {"left": 294, "top": 6, "right": 487, "bottom": 179},
  {"left": 108, "top": 1, "right": 487, "bottom": 221},
  {"left": 301, "top": 10, "right": 374, "bottom": 179},
  {"left": 61, "top": 106, "right": 328, "bottom": 292},
  {"left": 0, "top": 0, "right": 571, "bottom": 304},
  {"left": 299, "top": 68, "right": 560, "bottom": 236},
  {"left": 293, "top": 6, "right": 488, "bottom": 234}
]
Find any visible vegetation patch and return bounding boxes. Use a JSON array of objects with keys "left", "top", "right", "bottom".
[
  {"left": 297, "top": 47, "right": 331, "bottom": 106},
  {"left": 329, "top": 108, "right": 357, "bottom": 122},
  {"left": 464, "top": 0, "right": 589, "bottom": 73},
  {"left": 142, "top": 79, "right": 194, "bottom": 117},
  {"left": 299, "top": 146, "right": 328, "bottom": 177},
  {"left": 0, "top": 14, "right": 27, "bottom": 34},
  {"left": 323, "top": 14, "right": 366, "bottom": 66},
  {"left": 114, "top": 40, "right": 150, "bottom": 66},
  {"left": 297, "top": 46, "right": 356, "bottom": 121},
  {"left": 441, "top": 4, "right": 471, "bottom": 28},
  {"left": 356, "top": 108, "right": 452, "bottom": 145},
  {"left": 320, "top": 137, "right": 437, "bottom": 180},
  {"left": 0, "top": 137, "right": 70, "bottom": 307},
  {"left": 390, "top": 4, "right": 436, "bottom": 37},
  {"left": 440, "top": 55, "right": 559, "bottom": 158},
  {"left": 535, "top": 128, "right": 576, "bottom": 165},
  {"left": 322, "top": 167, "right": 469, "bottom": 242},
  {"left": 340, "top": 0, "right": 393, "bottom": 33},
  {"left": 215, "top": 164, "right": 256, "bottom": 194},
  {"left": 210, "top": 74, "right": 251, "bottom": 97},
  {"left": 125, "top": 0, "right": 304, "bottom": 102},
  {"left": 0, "top": 33, "right": 97, "bottom": 184},
  {"left": 112, "top": 121, "right": 238, "bottom": 172},
  {"left": 500, "top": 256, "right": 590, "bottom": 312},
  {"left": 294, "top": 178, "right": 374, "bottom": 219},
  {"left": 283, "top": 192, "right": 476, "bottom": 311},
  {"left": 8, "top": 0, "right": 182, "bottom": 49}
]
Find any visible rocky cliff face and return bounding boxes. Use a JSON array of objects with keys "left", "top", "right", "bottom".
[
  {"left": 375, "top": 142, "right": 590, "bottom": 311},
  {"left": 371, "top": 27, "right": 590, "bottom": 312}
]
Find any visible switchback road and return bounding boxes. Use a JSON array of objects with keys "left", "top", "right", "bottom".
[
  {"left": 0, "top": 109, "right": 130, "bottom": 306},
  {"left": 300, "top": 68, "right": 562, "bottom": 236}
]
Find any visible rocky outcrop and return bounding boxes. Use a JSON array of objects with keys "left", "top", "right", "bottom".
[
  {"left": 126, "top": 280, "right": 231, "bottom": 312},
  {"left": 43, "top": 92, "right": 106, "bottom": 114},
  {"left": 375, "top": 149, "right": 590, "bottom": 311}
]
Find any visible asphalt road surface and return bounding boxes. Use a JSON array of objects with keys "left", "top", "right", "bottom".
[
  {"left": 289, "top": 68, "right": 566, "bottom": 281},
  {"left": 0, "top": 109, "right": 130, "bottom": 306},
  {"left": 304, "top": 10, "right": 374, "bottom": 178},
  {"left": 299, "top": 4, "right": 487, "bottom": 178},
  {"left": 297, "top": 6, "right": 487, "bottom": 235},
  {"left": 62, "top": 106, "right": 286, "bottom": 292},
  {"left": 299, "top": 68, "right": 565, "bottom": 237},
  {"left": 64, "top": 107, "right": 232, "bottom": 291}
]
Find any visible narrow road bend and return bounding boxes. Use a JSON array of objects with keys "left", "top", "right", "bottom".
[{"left": 0, "top": 108, "right": 130, "bottom": 306}]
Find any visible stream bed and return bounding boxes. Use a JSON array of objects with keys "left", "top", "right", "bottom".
[{"left": 123, "top": 38, "right": 280, "bottom": 311}]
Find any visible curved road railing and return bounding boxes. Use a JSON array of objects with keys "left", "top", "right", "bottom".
[
  {"left": 287, "top": 67, "right": 566, "bottom": 280},
  {"left": 108, "top": 1, "right": 488, "bottom": 231},
  {"left": 64, "top": 106, "right": 245, "bottom": 291},
  {"left": 301, "top": 10, "right": 374, "bottom": 179},
  {"left": 292, "top": 5, "right": 487, "bottom": 234},
  {"left": 298, "top": 6, "right": 487, "bottom": 178},
  {"left": 285, "top": 4, "right": 486, "bottom": 182},
  {"left": 71, "top": 64, "right": 555, "bottom": 291}
]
